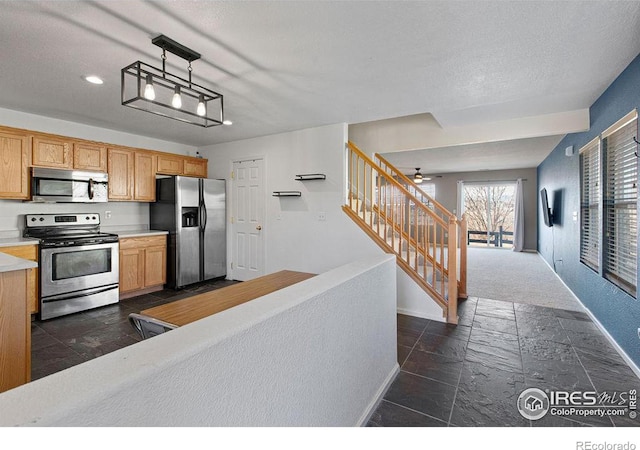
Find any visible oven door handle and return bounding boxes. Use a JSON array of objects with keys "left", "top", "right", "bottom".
[
  {"left": 41, "top": 284, "right": 119, "bottom": 303},
  {"left": 88, "top": 178, "right": 94, "bottom": 200}
]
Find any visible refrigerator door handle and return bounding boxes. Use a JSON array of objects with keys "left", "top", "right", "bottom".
[{"left": 200, "top": 198, "right": 208, "bottom": 231}]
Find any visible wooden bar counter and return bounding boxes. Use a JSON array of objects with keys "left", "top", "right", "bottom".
[{"left": 139, "top": 270, "right": 316, "bottom": 328}]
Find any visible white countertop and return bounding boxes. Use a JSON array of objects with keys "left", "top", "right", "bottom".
[
  {"left": 112, "top": 229, "right": 169, "bottom": 238},
  {"left": 0, "top": 252, "right": 38, "bottom": 273},
  {"left": 0, "top": 237, "right": 40, "bottom": 248},
  {"left": 0, "top": 231, "right": 169, "bottom": 245}
]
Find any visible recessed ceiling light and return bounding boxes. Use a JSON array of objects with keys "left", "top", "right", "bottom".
[
  {"left": 223, "top": 120, "right": 232, "bottom": 126},
  {"left": 84, "top": 75, "right": 104, "bottom": 85}
]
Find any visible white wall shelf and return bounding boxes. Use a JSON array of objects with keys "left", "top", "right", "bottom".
[
  {"left": 272, "top": 191, "right": 302, "bottom": 197},
  {"left": 295, "top": 174, "right": 326, "bottom": 181}
]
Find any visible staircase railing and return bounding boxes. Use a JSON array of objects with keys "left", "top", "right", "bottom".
[
  {"left": 343, "top": 141, "right": 461, "bottom": 323},
  {"left": 375, "top": 153, "right": 468, "bottom": 300}
]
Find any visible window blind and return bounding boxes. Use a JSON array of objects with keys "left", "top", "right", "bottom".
[
  {"left": 603, "top": 115, "right": 638, "bottom": 297},
  {"left": 579, "top": 138, "right": 600, "bottom": 271}
]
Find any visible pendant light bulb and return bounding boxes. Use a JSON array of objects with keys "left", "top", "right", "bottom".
[
  {"left": 171, "top": 86, "right": 182, "bottom": 109},
  {"left": 196, "top": 95, "right": 206, "bottom": 116},
  {"left": 144, "top": 75, "right": 155, "bottom": 101}
]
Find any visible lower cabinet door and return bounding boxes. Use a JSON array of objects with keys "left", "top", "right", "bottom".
[
  {"left": 119, "top": 248, "right": 145, "bottom": 293},
  {"left": 144, "top": 246, "right": 166, "bottom": 288},
  {"left": 0, "top": 269, "right": 30, "bottom": 393}
]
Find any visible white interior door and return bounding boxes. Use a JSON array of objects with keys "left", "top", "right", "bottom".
[{"left": 232, "top": 159, "right": 265, "bottom": 281}]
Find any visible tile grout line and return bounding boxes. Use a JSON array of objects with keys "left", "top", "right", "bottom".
[
  {"left": 511, "top": 300, "right": 532, "bottom": 427},
  {"left": 446, "top": 299, "right": 477, "bottom": 427},
  {"left": 559, "top": 317, "right": 615, "bottom": 427},
  {"left": 381, "top": 399, "right": 449, "bottom": 426},
  {"left": 400, "top": 318, "right": 433, "bottom": 368}
]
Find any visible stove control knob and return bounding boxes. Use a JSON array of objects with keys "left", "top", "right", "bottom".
[
  {"left": 92, "top": 216, "right": 96, "bottom": 220},
  {"left": 39, "top": 217, "right": 44, "bottom": 222},
  {"left": 86, "top": 216, "right": 90, "bottom": 220},
  {"left": 31, "top": 218, "right": 36, "bottom": 222}
]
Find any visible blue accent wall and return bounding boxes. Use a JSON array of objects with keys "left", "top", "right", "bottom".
[{"left": 538, "top": 53, "right": 640, "bottom": 367}]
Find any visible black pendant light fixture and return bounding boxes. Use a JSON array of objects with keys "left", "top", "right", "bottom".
[
  {"left": 413, "top": 168, "right": 424, "bottom": 184},
  {"left": 121, "top": 35, "right": 224, "bottom": 127}
]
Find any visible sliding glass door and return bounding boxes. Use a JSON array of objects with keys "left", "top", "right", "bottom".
[{"left": 463, "top": 183, "right": 516, "bottom": 248}]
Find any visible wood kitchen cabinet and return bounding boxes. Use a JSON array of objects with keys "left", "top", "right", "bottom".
[
  {"left": 107, "top": 147, "right": 134, "bottom": 200},
  {"left": 32, "top": 134, "right": 73, "bottom": 169},
  {"left": 108, "top": 148, "right": 156, "bottom": 202},
  {"left": 157, "top": 153, "right": 208, "bottom": 178},
  {"left": 156, "top": 153, "right": 184, "bottom": 175},
  {"left": 0, "top": 245, "right": 38, "bottom": 314},
  {"left": 183, "top": 157, "right": 207, "bottom": 178},
  {"left": 0, "top": 124, "right": 209, "bottom": 201},
  {"left": 0, "top": 127, "right": 30, "bottom": 200},
  {"left": 134, "top": 151, "right": 156, "bottom": 202},
  {"left": 73, "top": 142, "right": 107, "bottom": 172},
  {"left": 0, "top": 268, "right": 31, "bottom": 393},
  {"left": 119, "top": 235, "right": 166, "bottom": 299}
]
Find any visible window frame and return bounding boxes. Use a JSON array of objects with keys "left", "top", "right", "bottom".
[
  {"left": 579, "top": 136, "right": 601, "bottom": 272},
  {"left": 601, "top": 110, "right": 638, "bottom": 298},
  {"left": 578, "top": 109, "right": 638, "bottom": 299}
]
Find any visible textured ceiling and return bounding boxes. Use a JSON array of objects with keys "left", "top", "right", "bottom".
[{"left": 0, "top": 1, "right": 639, "bottom": 149}]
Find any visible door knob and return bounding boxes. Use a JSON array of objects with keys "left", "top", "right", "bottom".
[{"left": 256, "top": 225, "right": 262, "bottom": 231}]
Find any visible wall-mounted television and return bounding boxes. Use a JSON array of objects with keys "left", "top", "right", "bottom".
[{"left": 540, "top": 188, "right": 553, "bottom": 227}]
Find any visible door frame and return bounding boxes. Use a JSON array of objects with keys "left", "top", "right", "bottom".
[{"left": 228, "top": 155, "right": 267, "bottom": 281}]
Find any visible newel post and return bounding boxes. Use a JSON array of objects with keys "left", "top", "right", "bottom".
[
  {"left": 447, "top": 215, "right": 458, "bottom": 324},
  {"left": 459, "top": 214, "right": 468, "bottom": 299}
]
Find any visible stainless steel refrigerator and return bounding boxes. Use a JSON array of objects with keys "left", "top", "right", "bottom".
[{"left": 150, "top": 176, "right": 226, "bottom": 288}]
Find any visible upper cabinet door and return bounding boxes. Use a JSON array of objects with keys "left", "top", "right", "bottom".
[
  {"left": 107, "top": 147, "right": 134, "bottom": 201},
  {"left": 0, "top": 128, "right": 30, "bottom": 199},
  {"left": 32, "top": 135, "right": 73, "bottom": 169},
  {"left": 156, "top": 154, "right": 184, "bottom": 175},
  {"left": 74, "top": 143, "right": 107, "bottom": 172},
  {"left": 183, "top": 158, "right": 207, "bottom": 178},
  {"left": 134, "top": 151, "right": 156, "bottom": 201}
]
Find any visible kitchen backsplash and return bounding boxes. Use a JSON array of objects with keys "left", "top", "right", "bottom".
[{"left": 0, "top": 200, "right": 150, "bottom": 238}]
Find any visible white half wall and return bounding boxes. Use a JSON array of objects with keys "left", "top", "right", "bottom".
[
  {"left": 201, "top": 123, "right": 444, "bottom": 320},
  {"left": 0, "top": 255, "right": 399, "bottom": 426}
]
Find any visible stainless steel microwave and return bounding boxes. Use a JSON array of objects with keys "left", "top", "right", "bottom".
[{"left": 31, "top": 168, "right": 108, "bottom": 203}]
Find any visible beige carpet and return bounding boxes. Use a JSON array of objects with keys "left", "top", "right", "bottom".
[{"left": 466, "top": 247, "right": 584, "bottom": 311}]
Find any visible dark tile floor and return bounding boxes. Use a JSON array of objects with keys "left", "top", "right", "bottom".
[
  {"left": 369, "top": 297, "right": 640, "bottom": 427},
  {"left": 31, "top": 278, "right": 237, "bottom": 381}
]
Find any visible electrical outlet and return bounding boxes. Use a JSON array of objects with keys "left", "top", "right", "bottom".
[
  {"left": 318, "top": 212, "right": 326, "bottom": 221},
  {"left": 105, "top": 210, "right": 112, "bottom": 219}
]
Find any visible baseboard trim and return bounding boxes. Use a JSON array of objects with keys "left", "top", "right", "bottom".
[
  {"left": 396, "top": 307, "right": 445, "bottom": 323},
  {"left": 356, "top": 363, "right": 400, "bottom": 427},
  {"left": 537, "top": 252, "right": 640, "bottom": 380}
]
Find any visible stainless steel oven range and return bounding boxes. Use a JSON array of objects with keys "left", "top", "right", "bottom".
[{"left": 24, "top": 214, "right": 119, "bottom": 320}]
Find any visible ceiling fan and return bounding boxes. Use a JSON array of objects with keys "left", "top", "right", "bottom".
[
  {"left": 393, "top": 166, "right": 442, "bottom": 184},
  {"left": 396, "top": 167, "right": 431, "bottom": 184}
]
